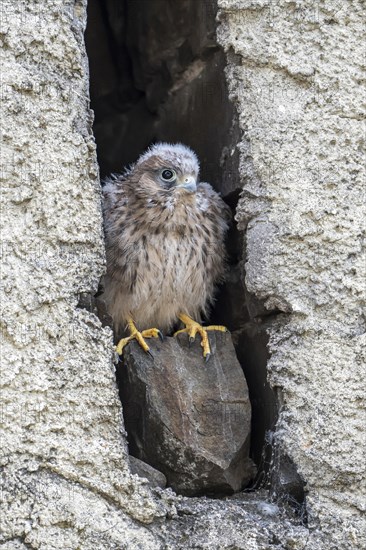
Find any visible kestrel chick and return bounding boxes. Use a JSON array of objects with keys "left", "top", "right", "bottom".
[{"left": 102, "top": 142, "right": 231, "bottom": 360}]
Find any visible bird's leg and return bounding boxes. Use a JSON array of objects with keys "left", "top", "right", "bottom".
[
  {"left": 174, "top": 313, "right": 227, "bottom": 361},
  {"left": 115, "top": 317, "right": 162, "bottom": 357}
]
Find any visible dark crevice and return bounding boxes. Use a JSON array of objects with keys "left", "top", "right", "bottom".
[{"left": 85, "top": 0, "right": 305, "bottom": 508}]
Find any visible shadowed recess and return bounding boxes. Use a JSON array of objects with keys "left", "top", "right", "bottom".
[{"left": 85, "top": 0, "right": 304, "bottom": 506}]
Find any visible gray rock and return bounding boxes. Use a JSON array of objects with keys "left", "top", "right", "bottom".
[
  {"left": 129, "top": 456, "right": 167, "bottom": 489},
  {"left": 119, "top": 332, "right": 256, "bottom": 496}
]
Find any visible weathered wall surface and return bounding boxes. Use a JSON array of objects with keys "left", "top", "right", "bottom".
[
  {"left": 217, "top": 0, "right": 365, "bottom": 547},
  {"left": 1, "top": 1, "right": 364, "bottom": 549},
  {"left": 0, "top": 1, "right": 173, "bottom": 547}
]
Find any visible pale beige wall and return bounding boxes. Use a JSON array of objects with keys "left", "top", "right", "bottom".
[{"left": 218, "top": 0, "right": 365, "bottom": 546}]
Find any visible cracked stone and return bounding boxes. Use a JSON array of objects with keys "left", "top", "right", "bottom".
[{"left": 119, "top": 331, "right": 256, "bottom": 496}]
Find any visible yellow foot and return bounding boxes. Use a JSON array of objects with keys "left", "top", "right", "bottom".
[
  {"left": 115, "top": 318, "right": 163, "bottom": 357},
  {"left": 174, "top": 313, "right": 227, "bottom": 361}
]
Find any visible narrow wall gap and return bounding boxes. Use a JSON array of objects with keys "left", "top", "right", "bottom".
[{"left": 85, "top": 0, "right": 304, "bottom": 508}]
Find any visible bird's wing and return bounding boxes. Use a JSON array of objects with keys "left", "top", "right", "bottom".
[{"left": 197, "top": 182, "right": 232, "bottom": 226}]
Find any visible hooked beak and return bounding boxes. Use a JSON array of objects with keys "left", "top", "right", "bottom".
[{"left": 177, "top": 176, "right": 197, "bottom": 193}]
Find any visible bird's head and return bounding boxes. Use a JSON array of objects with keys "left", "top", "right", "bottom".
[{"left": 133, "top": 142, "right": 200, "bottom": 196}]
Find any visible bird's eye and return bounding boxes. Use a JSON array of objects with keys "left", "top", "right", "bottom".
[{"left": 160, "top": 169, "right": 176, "bottom": 182}]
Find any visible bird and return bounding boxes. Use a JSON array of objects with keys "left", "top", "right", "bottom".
[{"left": 102, "top": 142, "right": 231, "bottom": 360}]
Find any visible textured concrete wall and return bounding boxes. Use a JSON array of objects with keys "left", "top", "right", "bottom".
[
  {"left": 1, "top": 1, "right": 364, "bottom": 549},
  {"left": 217, "top": 0, "right": 365, "bottom": 547},
  {"left": 0, "top": 1, "right": 173, "bottom": 547}
]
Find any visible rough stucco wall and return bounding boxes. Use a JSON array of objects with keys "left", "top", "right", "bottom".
[
  {"left": 217, "top": 0, "right": 365, "bottom": 547},
  {"left": 0, "top": 0, "right": 173, "bottom": 547},
  {"left": 1, "top": 1, "right": 364, "bottom": 549}
]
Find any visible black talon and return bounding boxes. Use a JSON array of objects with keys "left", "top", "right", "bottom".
[
  {"left": 147, "top": 349, "right": 154, "bottom": 359},
  {"left": 205, "top": 353, "right": 211, "bottom": 363},
  {"left": 189, "top": 336, "right": 195, "bottom": 346},
  {"left": 158, "top": 330, "right": 164, "bottom": 341}
]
